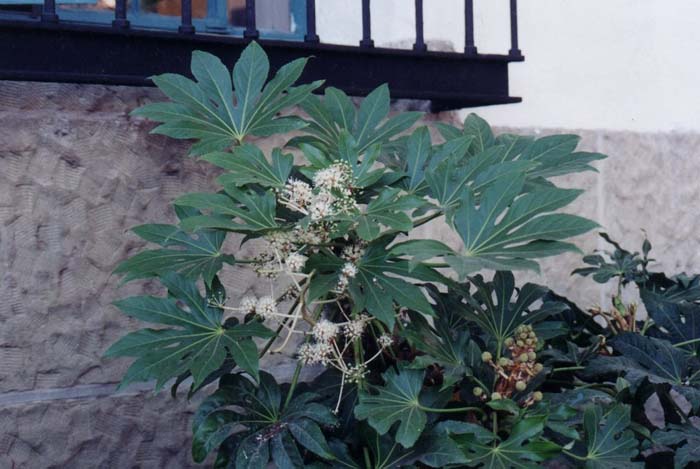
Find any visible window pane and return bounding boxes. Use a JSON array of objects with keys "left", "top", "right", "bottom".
[
  {"left": 141, "top": 0, "right": 206, "bottom": 18},
  {"left": 228, "top": 0, "right": 291, "bottom": 32}
]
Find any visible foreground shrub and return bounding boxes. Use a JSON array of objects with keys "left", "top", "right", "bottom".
[{"left": 107, "top": 43, "right": 700, "bottom": 468}]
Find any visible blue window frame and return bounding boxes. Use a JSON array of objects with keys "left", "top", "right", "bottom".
[{"left": 0, "top": 0, "right": 306, "bottom": 41}]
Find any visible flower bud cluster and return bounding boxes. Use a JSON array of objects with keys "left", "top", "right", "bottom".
[{"left": 476, "top": 325, "right": 544, "bottom": 406}]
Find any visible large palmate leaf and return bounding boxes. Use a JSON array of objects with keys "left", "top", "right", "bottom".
[
  {"left": 203, "top": 144, "right": 293, "bottom": 189},
  {"left": 355, "top": 188, "right": 424, "bottom": 241},
  {"left": 395, "top": 175, "right": 596, "bottom": 278},
  {"left": 192, "top": 372, "right": 336, "bottom": 467},
  {"left": 176, "top": 187, "right": 278, "bottom": 233},
  {"left": 642, "top": 290, "right": 700, "bottom": 356},
  {"left": 354, "top": 367, "right": 437, "bottom": 448},
  {"left": 105, "top": 273, "right": 273, "bottom": 389},
  {"left": 347, "top": 238, "right": 440, "bottom": 328},
  {"left": 566, "top": 404, "right": 640, "bottom": 468},
  {"left": 114, "top": 221, "right": 233, "bottom": 287},
  {"left": 438, "top": 114, "right": 605, "bottom": 178},
  {"left": 652, "top": 423, "right": 700, "bottom": 469},
  {"left": 458, "top": 271, "right": 566, "bottom": 346},
  {"left": 133, "top": 42, "right": 321, "bottom": 155},
  {"left": 452, "top": 416, "right": 560, "bottom": 468},
  {"left": 613, "top": 333, "right": 700, "bottom": 386},
  {"left": 585, "top": 333, "right": 700, "bottom": 388},
  {"left": 642, "top": 271, "right": 700, "bottom": 304},
  {"left": 445, "top": 176, "right": 596, "bottom": 277},
  {"left": 403, "top": 311, "right": 484, "bottom": 390},
  {"left": 298, "top": 85, "right": 422, "bottom": 155}
]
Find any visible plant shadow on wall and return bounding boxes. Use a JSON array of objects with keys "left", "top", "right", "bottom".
[{"left": 105, "top": 42, "right": 700, "bottom": 468}]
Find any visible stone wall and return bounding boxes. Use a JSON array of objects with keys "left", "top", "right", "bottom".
[{"left": 1, "top": 81, "right": 698, "bottom": 467}]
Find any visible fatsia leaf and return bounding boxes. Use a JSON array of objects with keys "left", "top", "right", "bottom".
[
  {"left": 204, "top": 144, "right": 293, "bottom": 188},
  {"left": 176, "top": 188, "right": 278, "bottom": 233},
  {"left": 192, "top": 372, "right": 336, "bottom": 465},
  {"left": 354, "top": 367, "right": 432, "bottom": 448},
  {"left": 403, "top": 313, "right": 484, "bottom": 390},
  {"left": 608, "top": 333, "right": 700, "bottom": 387},
  {"left": 300, "top": 85, "right": 421, "bottom": 155},
  {"left": 133, "top": 43, "right": 319, "bottom": 155},
  {"left": 444, "top": 175, "right": 595, "bottom": 278},
  {"left": 105, "top": 273, "right": 273, "bottom": 390},
  {"left": 452, "top": 416, "right": 559, "bottom": 468},
  {"left": 355, "top": 188, "right": 424, "bottom": 241},
  {"left": 642, "top": 290, "right": 700, "bottom": 356},
  {"left": 459, "top": 271, "right": 566, "bottom": 346},
  {"left": 652, "top": 423, "right": 700, "bottom": 469},
  {"left": 114, "top": 222, "right": 233, "bottom": 287},
  {"left": 347, "top": 238, "right": 436, "bottom": 328},
  {"left": 566, "top": 404, "right": 641, "bottom": 468}
]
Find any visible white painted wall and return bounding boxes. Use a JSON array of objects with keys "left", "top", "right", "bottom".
[{"left": 316, "top": 0, "right": 700, "bottom": 132}]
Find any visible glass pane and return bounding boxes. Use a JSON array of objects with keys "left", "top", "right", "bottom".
[
  {"left": 228, "top": 0, "right": 291, "bottom": 32},
  {"left": 141, "top": 0, "right": 206, "bottom": 18}
]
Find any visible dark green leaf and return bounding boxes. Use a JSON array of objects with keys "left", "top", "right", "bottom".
[{"left": 105, "top": 273, "right": 273, "bottom": 389}]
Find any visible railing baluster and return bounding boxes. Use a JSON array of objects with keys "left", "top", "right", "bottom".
[
  {"left": 413, "top": 0, "right": 427, "bottom": 52},
  {"left": 112, "top": 0, "right": 130, "bottom": 29},
  {"left": 509, "top": 0, "right": 522, "bottom": 57},
  {"left": 360, "top": 0, "right": 374, "bottom": 48},
  {"left": 244, "top": 0, "right": 260, "bottom": 39},
  {"left": 304, "top": 0, "right": 319, "bottom": 43},
  {"left": 178, "top": 0, "right": 195, "bottom": 34},
  {"left": 464, "top": 0, "right": 477, "bottom": 55},
  {"left": 41, "top": 0, "right": 58, "bottom": 22}
]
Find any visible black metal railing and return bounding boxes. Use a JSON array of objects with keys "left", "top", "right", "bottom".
[{"left": 0, "top": 0, "right": 525, "bottom": 111}]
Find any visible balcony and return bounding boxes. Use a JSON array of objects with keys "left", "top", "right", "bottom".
[{"left": 0, "top": 0, "right": 524, "bottom": 112}]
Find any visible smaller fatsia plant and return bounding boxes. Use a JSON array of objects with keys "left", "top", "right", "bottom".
[{"left": 105, "top": 42, "right": 700, "bottom": 468}]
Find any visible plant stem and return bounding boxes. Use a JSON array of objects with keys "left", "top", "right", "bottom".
[
  {"left": 282, "top": 361, "right": 303, "bottom": 411},
  {"left": 673, "top": 337, "right": 700, "bottom": 348},
  {"left": 492, "top": 412, "right": 498, "bottom": 441},
  {"left": 419, "top": 404, "right": 485, "bottom": 417},
  {"left": 413, "top": 210, "right": 443, "bottom": 228},
  {"left": 563, "top": 449, "right": 588, "bottom": 461},
  {"left": 363, "top": 447, "right": 372, "bottom": 469},
  {"left": 551, "top": 366, "right": 585, "bottom": 373}
]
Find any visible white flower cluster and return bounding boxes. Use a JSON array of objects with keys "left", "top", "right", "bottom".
[
  {"left": 239, "top": 295, "right": 278, "bottom": 320},
  {"left": 342, "top": 314, "right": 370, "bottom": 340},
  {"left": 309, "top": 191, "right": 336, "bottom": 221},
  {"left": 312, "top": 319, "right": 339, "bottom": 343},
  {"left": 337, "top": 261, "right": 358, "bottom": 291},
  {"left": 282, "top": 178, "right": 313, "bottom": 212},
  {"left": 285, "top": 252, "right": 307, "bottom": 272},
  {"left": 313, "top": 161, "right": 353, "bottom": 196},
  {"left": 279, "top": 161, "right": 356, "bottom": 223},
  {"left": 298, "top": 342, "right": 333, "bottom": 366}
]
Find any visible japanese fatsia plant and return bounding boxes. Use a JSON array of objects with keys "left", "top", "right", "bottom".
[{"left": 106, "top": 43, "right": 699, "bottom": 468}]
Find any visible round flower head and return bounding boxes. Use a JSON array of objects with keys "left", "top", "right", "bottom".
[
  {"left": 312, "top": 319, "right": 339, "bottom": 343},
  {"left": 256, "top": 296, "right": 277, "bottom": 320},
  {"left": 343, "top": 315, "right": 369, "bottom": 340},
  {"left": 298, "top": 342, "right": 333, "bottom": 366},
  {"left": 313, "top": 162, "right": 353, "bottom": 194},
  {"left": 240, "top": 296, "right": 258, "bottom": 314},
  {"left": 345, "top": 364, "right": 367, "bottom": 384},
  {"left": 341, "top": 262, "right": 358, "bottom": 279},
  {"left": 378, "top": 334, "right": 394, "bottom": 349},
  {"left": 282, "top": 178, "right": 313, "bottom": 211},
  {"left": 309, "top": 191, "right": 336, "bottom": 220},
  {"left": 285, "top": 252, "right": 307, "bottom": 273}
]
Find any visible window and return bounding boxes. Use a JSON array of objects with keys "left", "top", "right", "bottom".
[{"left": 0, "top": 0, "right": 306, "bottom": 39}]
